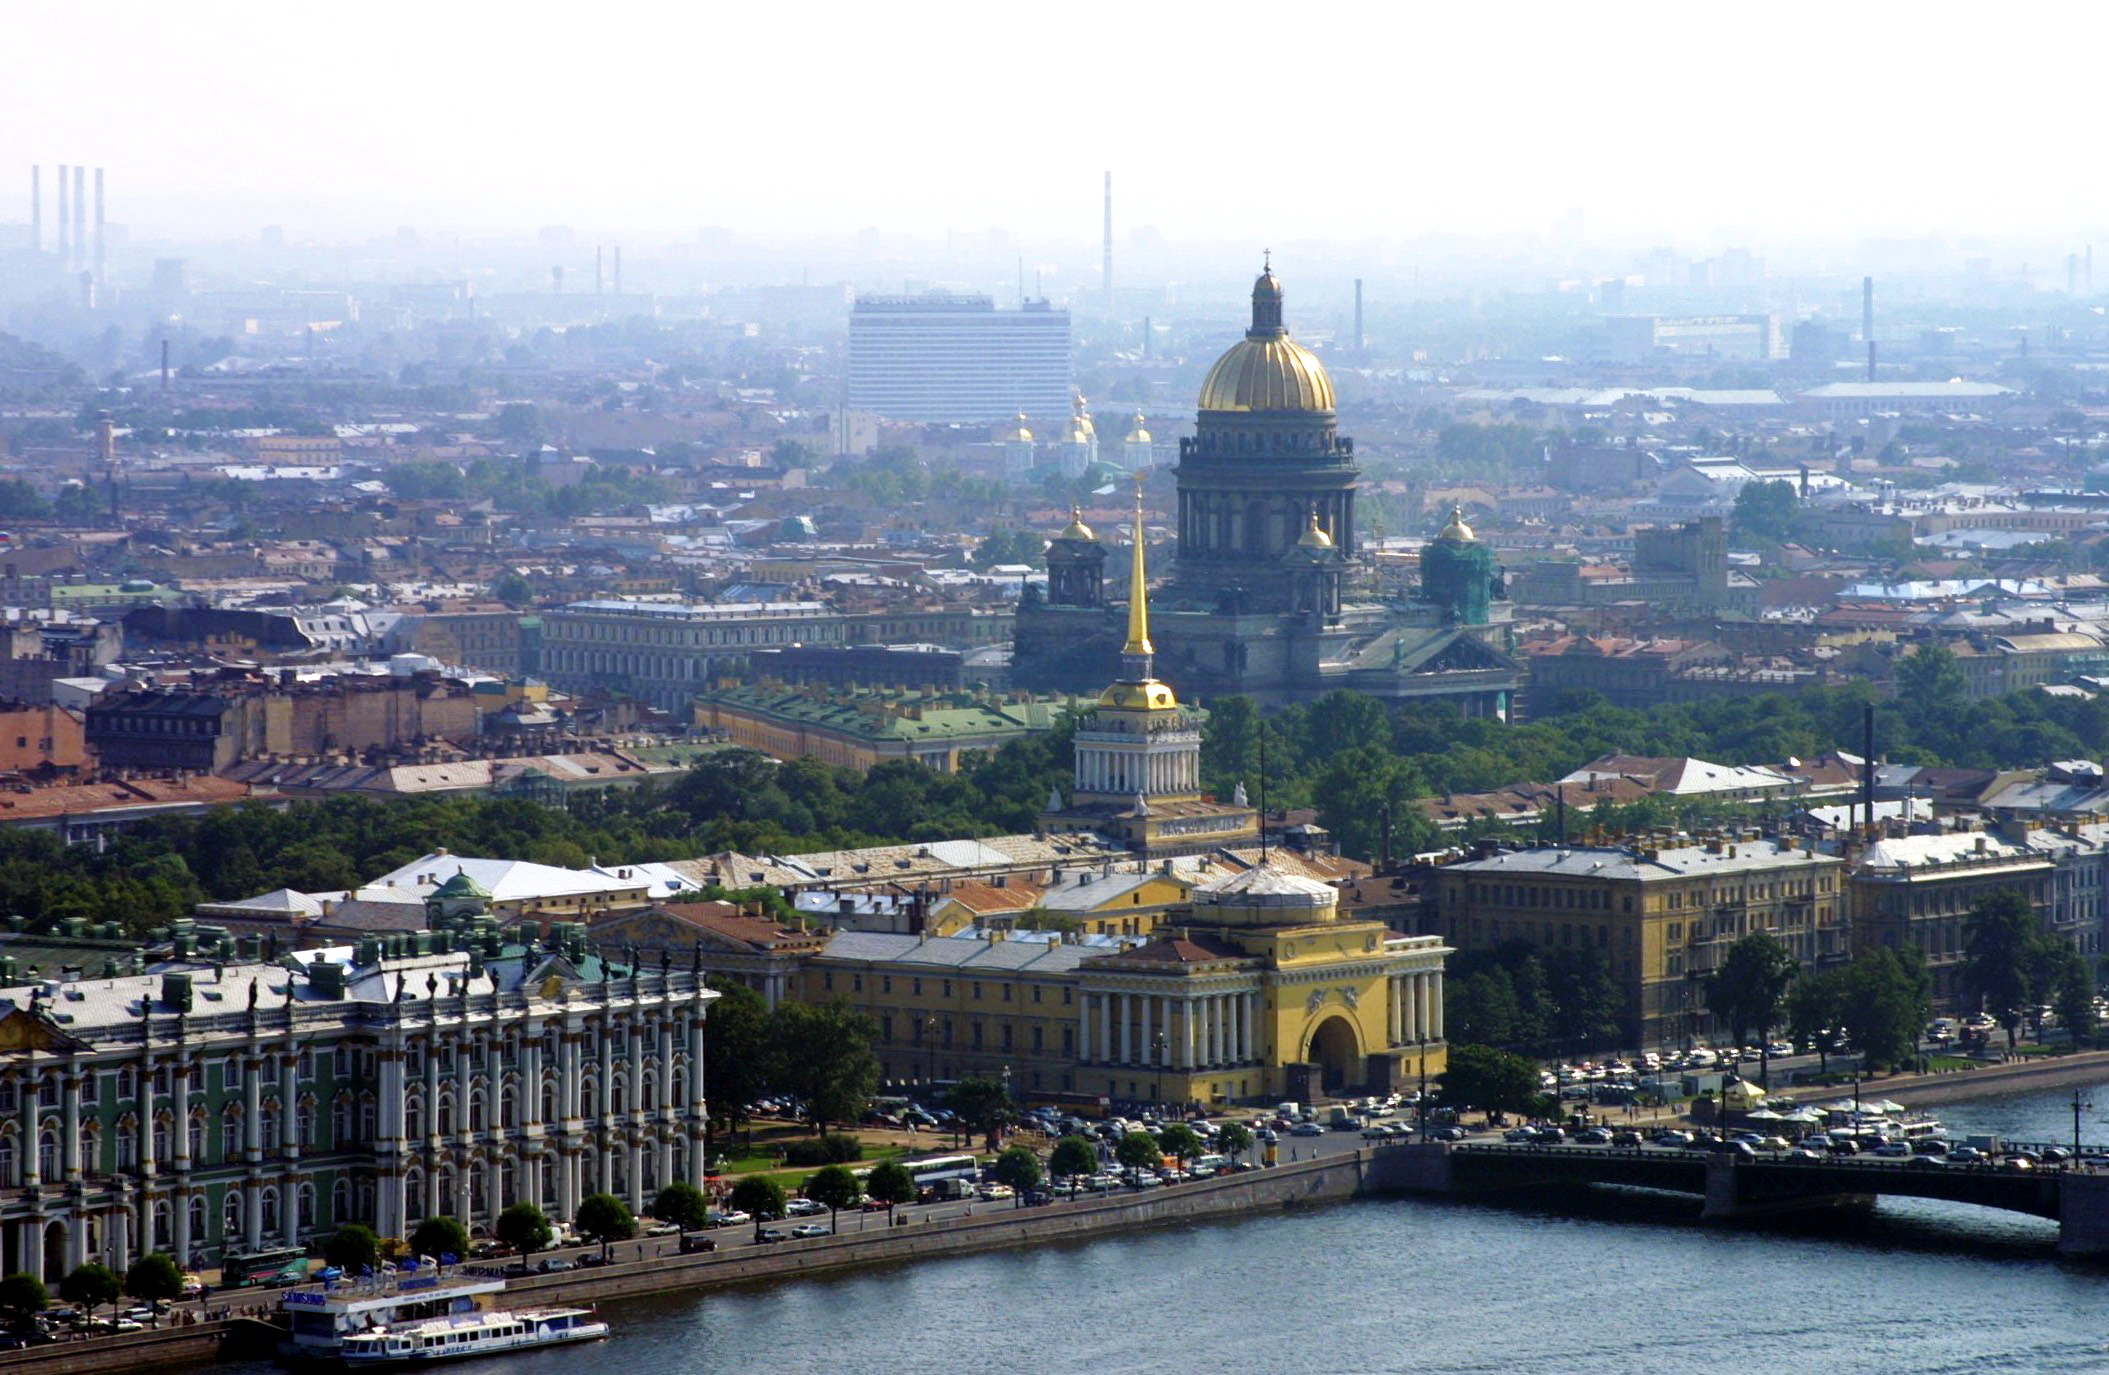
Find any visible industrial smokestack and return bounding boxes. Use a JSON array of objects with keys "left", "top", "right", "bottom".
[
  {"left": 1862, "top": 275, "right": 1875, "bottom": 382},
  {"left": 595, "top": 246, "right": 603, "bottom": 295},
  {"left": 1101, "top": 170, "right": 1113, "bottom": 311},
  {"left": 1863, "top": 702, "right": 1876, "bottom": 835},
  {"left": 1142, "top": 314, "right": 1151, "bottom": 361},
  {"left": 56, "top": 164, "right": 67, "bottom": 266},
  {"left": 160, "top": 338, "right": 169, "bottom": 392},
  {"left": 613, "top": 245, "right": 621, "bottom": 295},
  {"left": 93, "top": 167, "right": 104, "bottom": 288},
  {"left": 72, "top": 166, "right": 84, "bottom": 273},
  {"left": 1354, "top": 278, "right": 1365, "bottom": 353},
  {"left": 29, "top": 166, "right": 39, "bottom": 254}
]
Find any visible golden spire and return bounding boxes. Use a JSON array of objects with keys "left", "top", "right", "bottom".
[{"left": 1122, "top": 474, "right": 1152, "bottom": 659}]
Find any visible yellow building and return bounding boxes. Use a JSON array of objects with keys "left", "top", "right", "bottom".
[
  {"left": 1431, "top": 836, "right": 1848, "bottom": 1048},
  {"left": 799, "top": 861, "right": 1448, "bottom": 1109}
]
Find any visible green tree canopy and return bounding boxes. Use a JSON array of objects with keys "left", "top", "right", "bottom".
[
  {"left": 1438, "top": 1044, "right": 1545, "bottom": 1117},
  {"left": 803, "top": 1164, "right": 862, "bottom": 1228},
  {"left": 1786, "top": 968, "right": 1849, "bottom": 1071},
  {"left": 1731, "top": 478, "right": 1802, "bottom": 542},
  {"left": 863, "top": 1160, "right": 917, "bottom": 1219},
  {"left": 323, "top": 1224, "right": 381, "bottom": 1274},
  {"left": 772, "top": 1000, "right": 880, "bottom": 1135},
  {"left": 1708, "top": 932, "right": 1799, "bottom": 1049},
  {"left": 728, "top": 1176, "right": 787, "bottom": 1244},
  {"left": 59, "top": 1263, "right": 119, "bottom": 1315},
  {"left": 992, "top": 1145, "right": 1044, "bottom": 1200},
  {"left": 702, "top": 980, "right": 771, "bottom": 1145},
  {"left": 1840, "top": 947, "right": 1933, "bottom": 1071},
  {"left": 650, "top": 1183, "right": 710, "bottom": 1234},
  {"left": 1215, "top": 1122, "right": 1254, "bottom": 1162},
  {"left": 0, "top": 1272, "right": 48, "bottom": 1327},
  {"left": 574, "top": 1194, "right": 636, "bottom": 1259},
  {"left": 123, "top": 1253, "right": 183, "bottom": 1304},
  {"left": 1048, "top": 1135, "right": 1099, "bottom": 1191},
  {"left": 1155, "top": 1123, "right": 1203, "bottom": 1163},
  {"left": 409, "top": 1216, "right": 469, "bottom": 1264},
  {"left": 945, "top": 1076, "right": 1015, "bottom": 1151},
  {"left": 1962, "top": 888, "right": 2053, "bottom": 1048},
  {"left": 495, "top": 1203, "right": 553, "bottom": 1258},
  {"left": 1115, "top": 1131, "right": 1164, "bottom": 1179}
]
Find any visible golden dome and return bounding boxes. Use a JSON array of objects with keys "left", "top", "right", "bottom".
[
  {"left": 1197, "top": 260, "right": 1335, "bottom": 413},
  {"left": 1296, "top": 510, "right": 1335, "bottom": 549},
  {"left": 1003, "top": 411, "right": 1033, "bottom": 443},
  {"left": 1065, "top": 394, "right": 1095, "bottom": 442},
  {"left": 1056, "top": 505, "right": 1096, "bottom": 542},
  {"left": 1098, "top": 681, "right": 1178, "bottom": 710},
  {"left": 1437, "top": 504, "right": 1476, "bottom": 542},
  {"left": 1126, "top": 411, "right": 1151, "bottom": 443}
]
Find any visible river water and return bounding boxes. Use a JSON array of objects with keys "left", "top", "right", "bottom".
[{"left": 232, "top": 1080, "right": 2109, "bottom": 1375}]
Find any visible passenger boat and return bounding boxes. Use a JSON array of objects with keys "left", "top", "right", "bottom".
[
  {"left": 336, "top": 1307, "right": 609, "bottom": 1366},
  {"left": 281, "top": 1274, "right": 508, "bottom": 1363}
]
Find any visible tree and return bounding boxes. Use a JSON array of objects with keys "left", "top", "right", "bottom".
[
  {"left": 59, "top": 1263, "right": 119, "bottom": 1321},
  {"left": 804, "top": 1164, "right": 862, "bottom": 1232},
  {"left": 1708, "top": 932, "right": 1799, "bottom": 1083},
  {"left": 728, "top": 1176, "right": 786, "bottom": 1245},
  {"left": 701, "top": 981, "right": 772, "bottom": 1151},
  {"left": 1048, "top": 1135, "right": 1099, "bottom": 1196},
  {"left": 124, "top": 1253, "right": 182, "bottom": 1306},
  {"left": 1786, "top": 968, "right": 1848, "bottom": 1071},
  {"left": 864, "top": 1160, "right": 917, "bottom": 1221},
  {"left": 0, "top": 1272, "right": 46, "bottom": 1330},
  {"left": 1216, "top": 1121, "right": 1254, "bottom": 1165},
  {"left": 495, "top": 1203, "right": 553, "bottom": 1261},
  {"left": 1963, "top": 888, "right": 2046, "bottom": 1049},
  {"left": 2053, "top": 945, "right": 2098, "bottom": 1048},
  {"left": 574, "top": 1193, "right": 636, "bottom": 1262},
  {"left": 945, "top": 1076, "right": 1014, "bottom": 1152},
  {"left": 1840, "top": 947, "right": 1933, "bottom": 1072},
  {"left": 323, "top": 1224, "right": 380, "bottom": 1275},
  {"left": 409, "top": 1216, "right": 469, "bottom": 1266},
  {"left": 771, "top": 1000, "right": 880, "bottom": 1136},
  {"left": 650, "top": 1182, "right": 710, "bottom": 1235},
  {"left": 489, "top": 571, "right": 534, "bottom": 608},
  {"left": 1731, "top": 479, "right": 1801, "bottom": 543},
  {"left": 1115, "top": 1130, "right": 1164, "bottom": 1183},
  {"left": 991, "top": 1145, "right": 1043, "bottom": 1204},
  {"left": 1438, "top": 1044, "right": 1545, "bottom": 1119},
  {"left": 1154, "top": 1123, "right": 1203, "bottom": 1167}
]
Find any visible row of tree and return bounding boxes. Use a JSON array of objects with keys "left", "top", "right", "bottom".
[{"left": 0, "top": 1252, "right": 184, "bottom": 1330}]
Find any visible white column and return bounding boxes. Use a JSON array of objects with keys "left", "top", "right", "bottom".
[
  {"left": 61, "top": 1074, "right": 80, "bottom": 1181},
  {"left": 1404, "top": 973, "right": 1421, "bottom": 1042},
  {"left": 1097, "top": 994, "right": 1111, "bottom": 1064},
  {"left": 1117, "top": 995, "right": 1131, "bottom": 1064},
  {"left": 1430, "top": 972, "right": 1444, "bottom": 1041},
  {"left": 1140, "top": 995, "right": 1153, "bottom": 1064},
  {"left": 1182, "top": 998, "right": 1197, "bottom": 1068},
  {"left": 1243, "top": 991, "right": 1258, "bottom": 1061}
]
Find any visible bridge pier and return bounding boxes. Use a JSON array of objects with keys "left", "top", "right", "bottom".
[
  {"left": 1364, "top": 1142, "right": 1455, "bottom": 1196},
  {"left": 2057, "top": 1170, "right": 2109, "bottom": 1256},
  {"left": 1701, "top": 1157, "right": 1872, "bottom": 1224}
]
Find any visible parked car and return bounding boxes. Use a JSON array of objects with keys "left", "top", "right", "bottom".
[
  {"left": 757, "top": 1228, "right": 791, "bottom": 1243},
  {"left": 785, "top": 1199, "right": 827, "bottom": 1217},
  {"left": 789, "top": 1224, "right": 830, "bottom": 1239},
  {"left": 538, "top": 1257, "right": 575, "bottom": 1273}
]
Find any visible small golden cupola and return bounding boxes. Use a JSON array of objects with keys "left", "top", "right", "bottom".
[{"left": 1097, "top": 479, "right": 1177, "bottom": 711}]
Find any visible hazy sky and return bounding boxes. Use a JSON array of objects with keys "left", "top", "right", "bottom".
[{"left": 8, "top": 0, "right": 2102, "bottom": 247}]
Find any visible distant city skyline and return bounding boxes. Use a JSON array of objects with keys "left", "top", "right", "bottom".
[{"left": 8, "top": 1, "right": 2107, "bottom": 247}]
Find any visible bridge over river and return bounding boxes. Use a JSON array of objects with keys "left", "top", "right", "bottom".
[{"left": 1365, "top": 1141, "right": 2109, "bottom": 1254}]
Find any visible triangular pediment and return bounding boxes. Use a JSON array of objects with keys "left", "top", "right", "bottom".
[{"left": 0, "top": 1006, "right": 91, "bottom": 1054}]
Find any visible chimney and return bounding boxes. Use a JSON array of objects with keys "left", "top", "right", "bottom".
[
  {"left": 72, "top": 166, "right": 84, "bottom": 273},
  {"left": 595, "top": 245, "right": 603, "bottom": 295},
  {"left": 1863, "top": 275, "right": 1876, "bottom": 382},
  {"left": 1354, "top": 278, "right": 1365, "bottom": 353},
  {"left": 56, "top": 164, "right": 67, "bottom": 267},
  {"left": 613, "top": 245, "right": 621, "bottom": 295},
  {"left": 93, "top": 167, "right": 104, "bottom": 288},
  {"left": 29, "top": 166, "right": 39, "bottom": 254},
  {"left": 160, "top": 338, "right": 170, "bottom": 391}
]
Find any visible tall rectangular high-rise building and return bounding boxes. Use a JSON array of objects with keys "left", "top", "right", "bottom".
[{"left": 847, "top": 294, "right": 1072, "bottom": 423}]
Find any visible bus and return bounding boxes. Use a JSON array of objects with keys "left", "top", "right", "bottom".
[
  {"left": 904, "top": 1154, "right": 980, "bottom": 1200},
  {"left": 223, "top": 1246, "right": 310, "bottom": 1287}
]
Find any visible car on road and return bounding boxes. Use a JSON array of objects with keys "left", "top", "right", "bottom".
[
  {"left": 644, "top": 1221, "right": 681, "bottom": 1235},
  {"left": 785, "top": 1199, "right": 828, "bottom": 1217},
  {"left": 1503, "top": 1127, "right": 1535, "bottom": 1143},
  {"left": 977, "top": 1183, "right": 1014, "bottom": 1201},
  {"left": 538, "top": 1257, "right": 575, "bottom": 1273},
  {"left": 1785, "top": 1147, "right": 1823, "bottom": 1160},
  {"left": 1653, "top": 1131, "right": 1693, "bottom": 1147},
  {"left": 710, "top": 1209, "right": 751, "bottom": 1228},
  {"left": 758, "top": 1227, "right": 791, "bottom": 1243},
  {"left": 1433, "top": 1126, "right": 1467, "bottom": 1142},
  {"left": 1289, "top": 1121, "right": 1325, "bottom": 1137},
  {"left": 1906, "top": 1155, "right": 1948, "bottom": 1170},
  {"left": 1575, "top": 1127, "right": 1613, "bottom": 1145},
  {"left": 789, "top": 1224, "right": 831, "bottom": 1239},
  {"left": 1949, "top": 1146, "right": 1986, "bottom": 1163},
  {"left": 1611, "top": 1130, "right": 1643, "bottom": 1148}
]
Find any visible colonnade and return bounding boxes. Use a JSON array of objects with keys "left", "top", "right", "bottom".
[{"left": 1078, "top": 988, "right": 1257, "bottom": 1067}]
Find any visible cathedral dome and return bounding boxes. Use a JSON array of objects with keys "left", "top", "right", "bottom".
[
  {"left": 1198, "top": 260, "right": 1336, "bottom": 413},
  {"left": 1004, "top": 411, "right": 1033, "bottom": 443},
  {"left": 1436, "top": 504, "right": 1476, "bottom": 542},
  {"left": 1056, "top": 506, "right": 1096, "bottom": 542},
  {"left": 1295, "top": 510, "right": 1335, "bottom": 549}
]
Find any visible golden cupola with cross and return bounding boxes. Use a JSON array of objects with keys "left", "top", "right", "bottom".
[{"left": 1042, "top": 480, "right": 1257, "bottom": 855}]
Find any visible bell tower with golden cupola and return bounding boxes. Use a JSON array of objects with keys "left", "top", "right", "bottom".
[{"left": 1042, "top": 478, "right": 1257, "bottom": 855}]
